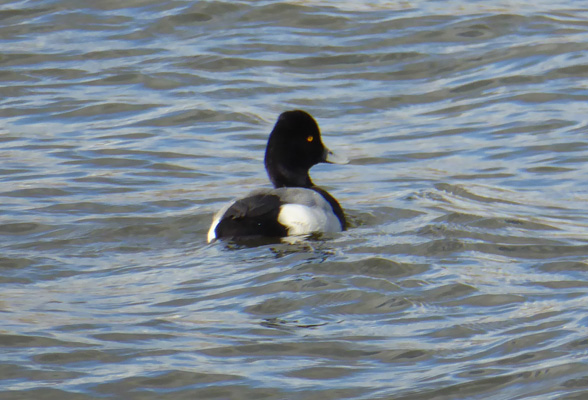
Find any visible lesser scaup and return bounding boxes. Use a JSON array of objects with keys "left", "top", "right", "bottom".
[{"left": 207, "top": 110, "right": 346, "bottom": 242}]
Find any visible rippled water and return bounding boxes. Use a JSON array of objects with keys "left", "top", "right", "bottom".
[{"left": 2, "top": 0, "right": 588, "bottom": 399}]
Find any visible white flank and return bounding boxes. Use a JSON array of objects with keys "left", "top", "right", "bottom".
[
  {"left": 207, "top": 202, "right": 232, "bottom": 243},
  {"left": 207, "top": 217, "right": 219, "bottom": 243},
  {"left": 277, "top": 204, "right": 342, "bottom": 236}
]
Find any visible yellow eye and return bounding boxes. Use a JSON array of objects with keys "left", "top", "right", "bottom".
[{"left": 307, "top": 135, "right": 314, "bottom": 142}]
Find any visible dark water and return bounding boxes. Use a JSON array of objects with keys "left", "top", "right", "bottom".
[{"left": 2, "top": 1, "right": 588, "bottom": 399}]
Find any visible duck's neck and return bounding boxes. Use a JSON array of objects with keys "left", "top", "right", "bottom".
[{"left": 265, "top": 162, "right": 313, "bottom": 188}]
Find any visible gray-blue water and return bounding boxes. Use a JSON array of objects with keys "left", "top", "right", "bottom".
[{"left": 2, "top": 1, "right": 588, "bottom": 399}]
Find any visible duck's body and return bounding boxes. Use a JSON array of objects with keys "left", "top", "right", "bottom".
[
  {"left": 207, "top": 187, "right": 344, "bottom": 242},
  {"left": 207, "top": 110, "right": 346, "bottom": 243}
]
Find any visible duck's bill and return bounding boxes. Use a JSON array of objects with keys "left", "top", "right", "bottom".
[{"left": 323, "top": 147, "right": 349, "bottom": 164}]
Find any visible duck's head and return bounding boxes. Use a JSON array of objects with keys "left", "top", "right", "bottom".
[{"left": 264, "top": 110, "right": 345, "bottom": 188}]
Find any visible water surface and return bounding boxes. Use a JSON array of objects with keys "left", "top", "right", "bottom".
[{"left": 2, "top": 1, "right": 588, "bottom": 399}]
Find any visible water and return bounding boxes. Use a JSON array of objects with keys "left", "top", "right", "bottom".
[{"left": 1, "top": 0, "right": 588, "bottom": 398}]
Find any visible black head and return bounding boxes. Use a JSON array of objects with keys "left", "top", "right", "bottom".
[{"left": 264, "top": 110, "right": 331, "bottom": 188}]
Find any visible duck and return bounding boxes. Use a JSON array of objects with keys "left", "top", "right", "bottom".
[{"left": 207, "top": 110, "right": 347, "bottom": 243}]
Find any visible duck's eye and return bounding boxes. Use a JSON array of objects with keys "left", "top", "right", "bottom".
[{"left": 307, "top": 135, "right": 314, "bottom": 143}]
